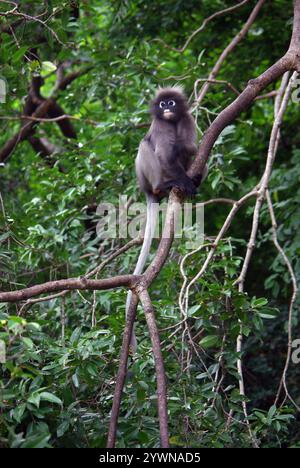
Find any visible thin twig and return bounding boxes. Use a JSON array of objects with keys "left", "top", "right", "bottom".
[
  {"left": 233, "top": 71, "right": 297, "bottom": 447},
  {"left": 196, "top": 0, "right": 266, "bottom": 105},
  {"left": 268, "top": 191, "right": 299, "bottom": 411},
  {"left": 155, "top": 0, "right": 250, "bottom": 53}
]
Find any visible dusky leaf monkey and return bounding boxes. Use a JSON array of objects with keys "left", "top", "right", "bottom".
[{"left": 127, "top": 86, "right": 206, "bottom": 351}]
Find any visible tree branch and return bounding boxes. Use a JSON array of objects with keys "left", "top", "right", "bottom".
[
  {"left": 156, "top": 0, "right": 250, "bottom": 53},
  {"left": 0, "top": 275, "right": 139, "bottom": 302},
  {"left": 0, "top": 67, "right": 91, "bottom": 163},
  {"left": 190, "top": 0, "right": 300, "bottom": 184},
  {"left": 268, "top": 190, "right": 299, "bottom": 411},
  {"left": 106, "top": 293, "right": 139, "bottom": 448},
  {"left": 139, "top": 289, "right": 169, "bottom": 448},
  {"left": 195, "top": 0, "right": 266, "bottom": 105}
]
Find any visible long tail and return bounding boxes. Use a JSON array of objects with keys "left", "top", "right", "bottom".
[{"left": 126, "top": 194, "right": 158, "bottom": 352}]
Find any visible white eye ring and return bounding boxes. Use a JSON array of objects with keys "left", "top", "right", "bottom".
[
  {"left": 159, "top": 101, "right": 166, "bottom": 108},
  {"left": 168, "top": 100, "right": 175, "bottom": 107}
]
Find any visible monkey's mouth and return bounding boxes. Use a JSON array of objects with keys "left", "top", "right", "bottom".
[{"left": 163, "top": 109, "right": 174, "bottom": 119}]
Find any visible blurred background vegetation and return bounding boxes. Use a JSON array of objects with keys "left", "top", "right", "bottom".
[{"left": 0, "top": 0, "right": 299, "bottom": 448}]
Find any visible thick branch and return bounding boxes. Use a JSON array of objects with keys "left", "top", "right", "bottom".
[
  {"left": 139, "top": 289, "right": 169, "bottom": 448},
  {"left": 190, "top": 0, "right": 300, "bottom": 182},
  {"left": 290, "top": 0, "right": 300, "bottom": 53},
  {"left": 28, "top": 136, "right": 58, "bottom": 158},
  {"left": 143, "top": 191, "right": 181, "bottom": 285},
  {"left": 0, "top": 68, "right": 89, "bottom": 163},
  {"left": 0, "top": 275, "right": 140, "bottom": 302},
  {"left": 0, "top": 99, "right": 54, "bottom": 162},
  {"left": 190, "top": 57, "right": 297, "bottom": 183},
  {"left": 106, "top": 293, "right": 138, "bottom": 448}
]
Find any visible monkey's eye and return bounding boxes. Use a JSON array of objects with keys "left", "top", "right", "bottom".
[
  {"left": 159, "top": 101, "right": 166, "bottom": 108},
  {"left": 168, "top": 100, "right": 176, "bottom": 107}
]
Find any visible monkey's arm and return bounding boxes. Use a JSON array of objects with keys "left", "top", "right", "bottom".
[
  {"left": 177, "top": 114, "right": 209, "bottom": 187},
  {"left": 176, "top": 114, "right": 197, "bottom": 158}
]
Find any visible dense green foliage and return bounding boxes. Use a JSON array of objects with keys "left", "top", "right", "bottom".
[{"left": 0, "top": 0, "right": 299, "bottom": 448}]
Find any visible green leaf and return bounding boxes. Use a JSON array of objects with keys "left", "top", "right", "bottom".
[
  {"left": 27, "top": 393, "right": 41, "bottom": 407},
  {"left": 21, "top": 434, "right": 51, "bottom": 449},
  {"left": 199, "top": 335, "right": 219, "bottom": 349},
  {"left": 267, "top": 405, "right": 277, "bottom": 424},
  {"left": 57, "top": 420, "right": 70, "bottom": 438},
  {"left": 21, "top": 337, "right": 34, "bottom": 349},
  {"left": 258, "top": 312, "right": 276, "bottom": 319},
  {"left": 12, "top": 403, "right": 26, "bottom": 423},
  {"left": 40, "top": 392, "right": 63, "bottom": 407},
  {"left": 251, "top": 297, "right": 268, "bottom": 308},
  {"left": 187, "top": 304, "right": 201, "bottom": 316},
  {"left": 12, "top": 46, "right": 29, "bottom": 63},
  {"left": 41, "top": 61, "right": 57, "bottom": 73}
]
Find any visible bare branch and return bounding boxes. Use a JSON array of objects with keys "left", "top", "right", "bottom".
[
  {"left": 0, "top": 275, "right": 139, "bottom": 303},
  {"left": 0, "top": 67, "right": 91, "bottom": 163},
  {"left": 0, "top": 1, "right": 64, "bottom": 45},
  {"left": 156, "top": 0, "right": 250, "bottom": 53},
  {"left": 196, "top": 0, "right": 266, "bottom": 105},
  {"left": 232, "top": 71, "right": 297, "bottom": 445},
  {"left": 255, "top": 90, "right": 278, "bottom": 101},
  {"left": 268, "top": 191, "right": 299, "bottom": 411},
  {"left": 139, "top": 289, "right": 169, "bottom": 448},
  {"left": 143, "top": 191, "right": 182, "bottom": 285},
  {"left": 190, "top": 0, "right": 300, "bottom": 184},
  {"left": 181, "top": 189, "right": 258, "bottom": 315},
  {"left": 235, "top": 72, "right": 295, "bottom": 291},
  {"left": 18, "top": 291, "right": 69, "bottom": 315},
  {"left": 193, "top": 78, "right": 240, "bottom": 101},
  {"left": 86, "top": 237, "right": 142, "bottom": 279},
  {"left": 0, "top": 114, "right": 101, "bottom": 128},
  {"left": 107, "top": 293, "right": 139, "bottom": 448}
]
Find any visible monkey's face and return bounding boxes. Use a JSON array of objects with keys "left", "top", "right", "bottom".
[
  {"left": 151, "top": 90, "right": 188, "bottom": 122},
  {"left": 158, "top": 98, "right": 177, "bottom": 121}
]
